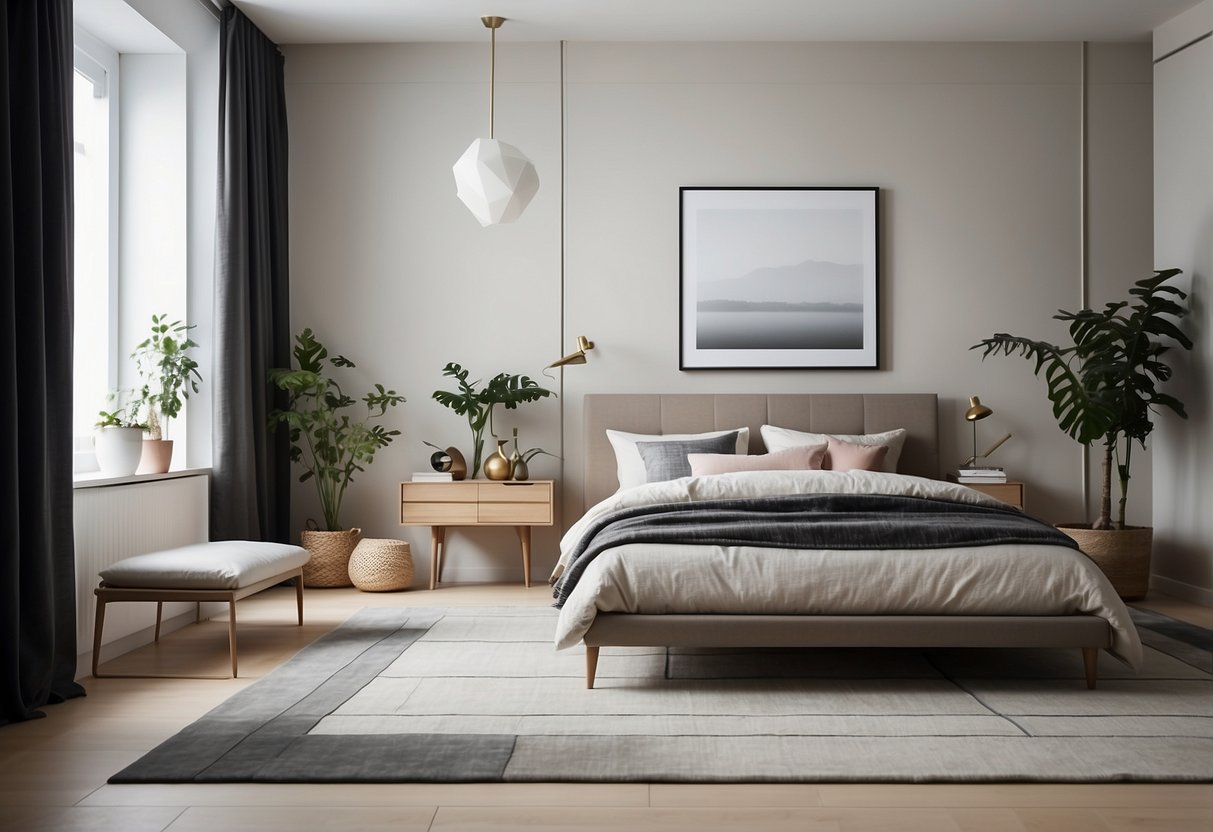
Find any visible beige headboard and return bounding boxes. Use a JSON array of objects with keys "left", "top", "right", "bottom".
[{"left": 582, "top": 393, "right": 939, "bottom": 511}]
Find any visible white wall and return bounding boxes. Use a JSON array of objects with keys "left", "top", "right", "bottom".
[
  {"left": 285, "top": 44, "right": 563, "bottom": 582},
  {"left": 284, "top": 41, "right": 1153, "bottom": 587},
  {"left": 1153, "top": 1, "right": 1213, "bottom": 605}
]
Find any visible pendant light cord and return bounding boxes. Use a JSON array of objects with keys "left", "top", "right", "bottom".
[{"left": 489, "top": 24, "right": 495, "bottom": 139}]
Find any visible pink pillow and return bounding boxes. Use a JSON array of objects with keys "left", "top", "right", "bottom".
[
  {"left": 825, "top": 439, "right": 889, "bottom": 472},
  {"left": 688, "top": 444, "right": 827, "bottom": 476}
]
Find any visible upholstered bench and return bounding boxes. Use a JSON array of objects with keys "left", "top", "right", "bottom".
[{"left": 92, "top": 541, "right": 311, "bottom": 678}]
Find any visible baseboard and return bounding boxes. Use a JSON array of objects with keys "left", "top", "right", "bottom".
[
  {"left": 436, "top": 566, "right": 544, "bottom": 586},
  {"left": 1151, "top": 573, "right": 1213, "bottom": 607}
]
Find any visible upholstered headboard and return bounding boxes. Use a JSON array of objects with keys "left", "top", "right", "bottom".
[{"left": 582, "top": 393, "right": 939, "bottom": 511}]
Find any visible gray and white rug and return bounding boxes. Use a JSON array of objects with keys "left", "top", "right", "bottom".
[{"left": 111, "top": 606, "right": 1213, "bottom": 783}]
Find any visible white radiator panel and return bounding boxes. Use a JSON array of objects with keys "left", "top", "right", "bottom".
[{"left": 74, "top": 473, "right": 209, "bottom": 657}]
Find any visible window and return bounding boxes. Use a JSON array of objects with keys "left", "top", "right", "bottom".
[
  {"left": 72, "top": 18, "right": 189, "bottom": 478},
  {"left": 72, "top": 33, "right": 119, "bottom": 471}
]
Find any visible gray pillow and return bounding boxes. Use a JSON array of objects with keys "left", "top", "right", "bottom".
[{"left": 635, "top": 432, "right": 740, "bottom": 483}]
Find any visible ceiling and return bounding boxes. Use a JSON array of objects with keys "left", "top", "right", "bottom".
[{"left": 231, "top": 0, "right": 1200, "bottom": 45}]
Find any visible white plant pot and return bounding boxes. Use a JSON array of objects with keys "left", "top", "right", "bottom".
[{"left": 94, "top": 426, "right": 144, "bottom": 476}]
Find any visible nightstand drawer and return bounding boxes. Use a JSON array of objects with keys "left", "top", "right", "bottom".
[
  {"left": 477, "top": 482, "right": 552, "bottom": 503},
  {"left": 479, "top": 502, "right": 553, "bottom": 525},
  {"left": 401, "top": 503, "right": 478, "bottom": 524},
  {"left": 402, "top": 482, "right": 477, "bottom": 502}
]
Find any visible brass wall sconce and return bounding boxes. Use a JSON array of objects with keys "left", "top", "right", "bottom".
[{"left": 547, "top": 336, "right": 594, "bottom": 369}]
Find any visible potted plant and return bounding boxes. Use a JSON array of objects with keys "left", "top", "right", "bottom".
[
  {"left": 94, "top": 391, "right": 146, "bottom": 476},
  {"left": 269, "top": 328, "right": 405, "bottom": 587},
  {"left": 972, "top": 268, "right": 1193, "bottom": 598},
  {"left": 432, "top": 363, "right": 555, "bottom": 478},
  {"left": 131, "top": 314, "right": 202, "bottom": 474}
]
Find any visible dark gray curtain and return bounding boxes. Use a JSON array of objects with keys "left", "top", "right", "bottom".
[
  {"left": 211, "top": 6, "right": 291, "bottom": 544},
  {"left": 1, "top": 0, "right": 87, "bottom": 725}
]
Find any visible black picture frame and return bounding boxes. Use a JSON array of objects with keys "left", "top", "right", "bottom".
[{"left": 679, "top": 186, "right": 880, "bottom": 370}]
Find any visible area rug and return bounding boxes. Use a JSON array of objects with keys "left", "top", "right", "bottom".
[{"left": 110, "top": 606, "right": 1212, "bottom": 784}]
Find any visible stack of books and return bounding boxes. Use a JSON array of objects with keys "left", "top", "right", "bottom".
[
  {"left": 956, "top": 466, "right": 1007, "bottom": 484},
  {"left": 411, "top": 471, "right": 454, "bottom": 482}
]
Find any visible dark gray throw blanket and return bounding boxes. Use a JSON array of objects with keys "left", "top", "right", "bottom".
[{"left": 553, "top": 494, "right": 1079, "bottom": 607}]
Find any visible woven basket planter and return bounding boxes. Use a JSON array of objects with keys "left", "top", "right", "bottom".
[
  {"left": 1057, "top": 524, "right": 1152, "bottom": 601},
  {"left": 348, "top": 538, "right": 414, "bottom": 592},
  {"left": 300, "top": 527, "right": 361, "bottom": 588}
]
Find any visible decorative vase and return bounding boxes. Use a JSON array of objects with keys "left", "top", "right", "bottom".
[
  {"left": 484, "top": 439, "right": 513, "bottom": 480},
  {"left": 512, "top": 457, "right": 530, "bottom": 481},
  {"left": 94, "top": 426, "right": 144, "bottom": 476},
  {"left": 137, "top": 439, "right": 174, "bottom": 474},
  {"left": 300, "top": 527, "right": 361, "bottom": 587},
  {"left": 1057, "top": 524, "right": 1153, "bottom": 601}
]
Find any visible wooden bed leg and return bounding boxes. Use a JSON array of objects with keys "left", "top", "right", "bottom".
[
  {"left": 154, "top": 601, "right": 164, "bottom": 642},
  {"left": 1082, "top": 647, "right": 1098, "bottom": 690},
  {"left": 586, "top": 645, "right": 600, "bottom": 689}
]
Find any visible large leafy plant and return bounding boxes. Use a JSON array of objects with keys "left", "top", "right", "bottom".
[
  {"left": 132, "top": 314, "right": 202, "bottom": 440},
  {"left": 972, "top": 269, "right": 1192, "bottom": 531},
  {"left": 432, "top": 363, "right": 554, "bottom": 478},
  {"left": 269, "top": 329, "right": 405, "bottom": 530}
]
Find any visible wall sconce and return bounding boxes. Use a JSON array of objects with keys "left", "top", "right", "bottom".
[
  {"left": 452, "top": 16, "right": 539, "bottom": 226},
  {"left": 548, "top": 336, "right": 594, "bottom": 369}
]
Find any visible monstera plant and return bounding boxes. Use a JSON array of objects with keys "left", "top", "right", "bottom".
[{"left": 972, "top": 269, "right": 1193, "bottom": 598}]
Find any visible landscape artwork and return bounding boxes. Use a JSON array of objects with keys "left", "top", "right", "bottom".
[{"left": 680, "top": 187, "right": 879, "bottom": 369}]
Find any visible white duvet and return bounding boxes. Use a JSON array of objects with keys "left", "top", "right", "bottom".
[{"left": 552, "top": 470, "right": 1142, "bottom": 667}]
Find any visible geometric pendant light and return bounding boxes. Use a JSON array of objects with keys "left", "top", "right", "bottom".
[{"left": 452, "top": 16, "right": 539, "bottom": 226}]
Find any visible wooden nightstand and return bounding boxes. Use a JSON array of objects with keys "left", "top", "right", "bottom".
[
  {"left": 400, "top": 480, "right": 554, "bottom": 590},
  {"left": 954, "top": 480, "right": 1025, "bottom": 510}
]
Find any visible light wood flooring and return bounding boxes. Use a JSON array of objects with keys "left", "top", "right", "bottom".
[{"left": 1, "top": 582, "right": 1209, "bottom": 831}]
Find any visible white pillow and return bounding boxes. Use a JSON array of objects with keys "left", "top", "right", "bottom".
[
  {"left": 607, "top": 427, "right": 750, "bottom": 491},
  {"left": 760, "top": 425, "right": 907, "bottom": 474}
]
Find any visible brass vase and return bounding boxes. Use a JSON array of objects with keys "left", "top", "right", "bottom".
[{"left": 484, "top": 439, "right": 513, "bottom": 480}]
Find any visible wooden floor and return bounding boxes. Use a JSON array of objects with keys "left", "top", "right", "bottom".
[{"left": 1, "top": 583, "right": 1210, "bottom": 831}]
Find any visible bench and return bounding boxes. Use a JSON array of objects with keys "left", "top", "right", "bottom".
[{"left": 92, "top": 541, "right": 311, "bottom": 678}]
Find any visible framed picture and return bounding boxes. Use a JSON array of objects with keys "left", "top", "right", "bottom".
[{"left": 680, "top": 187, "right": 879, "bottom": 369}]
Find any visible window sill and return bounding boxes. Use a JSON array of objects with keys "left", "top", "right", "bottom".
[{"left": 73, "top": 467, "right": 211, "bottom": 490}]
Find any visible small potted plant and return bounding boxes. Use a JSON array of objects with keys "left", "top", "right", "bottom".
[
  {"left": 269, "top": 328, "right": 405, "bottom": 587},
  {"left": 432, "top": 363, "right": 554, "bottom": 478},
  {"left": 94, "top": 390, "right": 146, "bottom": 476},
  {"left": 972, "top": 269, "right": 1193, "bottom": 599},
  {"left": 131, "top": 314, "right": 202, "bottom": 474}
]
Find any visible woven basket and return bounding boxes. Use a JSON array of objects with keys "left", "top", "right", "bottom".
[
  {"left": 1057, "top": 524, "right": 1152, "bottom": 601},
  {"left": 348, "top": 538, "right": 414, "bottom": 592},
  {"left": 300, "top": 527, "right": 361, "bottom": 588}
]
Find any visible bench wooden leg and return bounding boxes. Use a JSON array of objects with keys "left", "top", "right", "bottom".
[
  {"left": 586, "top": 645, "right": 600, "bottom": 689},
  {"left": 92, "top": 595, "right": 107, "bottom": 678},
  {"left": 154, "top": 601, "right": 164, "bottom": 642},
  {"left": 229, "top": 600, "right": 238, "bottom": 678},
  {"left": 1082, "top": 647, "right": 1098, "bottom": 690}
]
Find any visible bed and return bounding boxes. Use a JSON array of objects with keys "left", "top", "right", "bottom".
[{"left": 552, "top": 393, "right": 1141, "bottom": 689}]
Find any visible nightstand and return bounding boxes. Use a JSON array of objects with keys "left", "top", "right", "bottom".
[
  {"left": 400, "top": 480, "right": 554, "bottom": 589},
  {"left": 953, "top": 480, "right": 1025, "bottom": 510}
]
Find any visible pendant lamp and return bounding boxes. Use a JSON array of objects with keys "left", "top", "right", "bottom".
[{"left": 453, "top": 16, "right": 539, "bottom": 226}]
